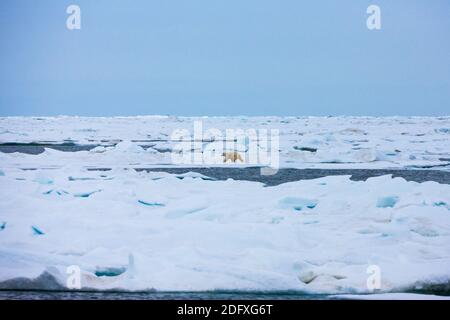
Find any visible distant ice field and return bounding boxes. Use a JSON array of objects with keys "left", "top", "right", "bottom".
[{"left": 0, "top": 116, "right": 449, "bottom": 170}]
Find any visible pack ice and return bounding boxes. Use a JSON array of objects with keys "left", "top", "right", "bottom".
[
  {"left": 1, "top": 167, "right": 450, "bottom": 293},
  {"left": 1, "top": 116, "right": 449, "bottom": 169}
]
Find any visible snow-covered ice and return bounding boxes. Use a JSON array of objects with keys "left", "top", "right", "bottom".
[
  {"left": 0, "top": 167, "right": 449, "bottom": 294},
  {"left": 1, "top": 116, "right": 449, "bottom": 298},
  {"left": 1, "top": 116, "right": 449, "bottom": 170}
]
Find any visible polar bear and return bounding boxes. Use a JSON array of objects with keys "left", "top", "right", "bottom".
[{"left": 222, "top": 151, "right": 244, "bottom": 163}]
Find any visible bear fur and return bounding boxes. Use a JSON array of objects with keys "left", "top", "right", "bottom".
[{"left": 222, "top": 151, "right": 244, "bottom": 163}]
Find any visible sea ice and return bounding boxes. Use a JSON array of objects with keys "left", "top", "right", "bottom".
[
  {"left": 0, "top": 116, "right": 449, "bottom": 170},
  {"left": 31, "top": 226, "right": 45, "bottom": 235},
  {"left": 0, "top": 168, "right": 449, "bottom": 294},
  {"left": 278, "top": 197, "right": 318, "bottom": 211},
  {"left": 376, "top": 196, "right": 399, "bottom": 208}
]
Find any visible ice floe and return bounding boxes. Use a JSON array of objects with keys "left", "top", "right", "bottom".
[
  {"left": 0, "top": 116, "right": 449, "bottom": 170},
  {"left": 0, "top": 168, "right": 449, "bottom": 293}
]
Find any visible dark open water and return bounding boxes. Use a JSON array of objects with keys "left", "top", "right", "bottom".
[
  {"left": 0, "top": 290, "right": 332, "bottom": 300},
  {"left": 134, "top": 167, "right": 450, "bottom": 185}
]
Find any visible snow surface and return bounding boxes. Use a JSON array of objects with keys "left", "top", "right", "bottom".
[
  {"left": 1, "top": 167, "right": 450, "bottom": 293},
  {"left": 1, "top": 116, "right": 449, "bottom": 297},
  {"left": 1, "top": 116, "right": 450, "bottom": 170}
]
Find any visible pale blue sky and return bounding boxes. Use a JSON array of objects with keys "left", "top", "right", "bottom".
[{"left": 0, "top": 0, "right": 449, "bottom": 116}]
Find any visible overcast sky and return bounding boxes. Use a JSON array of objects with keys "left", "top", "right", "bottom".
[{"left": 0, "top": 0, "right": 449, "bottom": 116}]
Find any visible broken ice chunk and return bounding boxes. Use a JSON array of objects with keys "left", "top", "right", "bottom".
[{"left": 112, "top": 141, "right": 144, "bottom": 153}]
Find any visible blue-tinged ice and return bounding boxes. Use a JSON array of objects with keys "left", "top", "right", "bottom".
[
  {"left": 278, "top": 197, "right": 318, "bottom": 211},
  {"left": 435, "top": 128, "right": 450, "bottom": 134},
  {"left": 411, "top": 227, "right": 439, "bottom": 237},
  {"left": 43, "top": 189, "right": 69, "bottom": 196},
  {"left": 376, "top": 196, "right": 398, "bottom": 208},
  {"left": 68, "top": 176, "right": 96, "bottom": 181},
  {"left": 94, "top": 267, "right": 127, "bottom": 277},
  {"left": 271, "top": 216, "right": 284, "bottom": 224},
  {"left": 138, "top": 200, "right": 165, "bottom": 207},
  {"left": 433, "top": 201, "right": 449, "bottom": 210},
  {"left": 31, "top": 226, "right": 45, "bottom": 235},
  {"left": 33, "top": 177, "right": 53, "bottom": 185},
  {"left": 293, "top": 146, "right": 317, "bottom": 152},
  {"left": 73, "top": 190, "right": 101, "bottom": 198}
]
